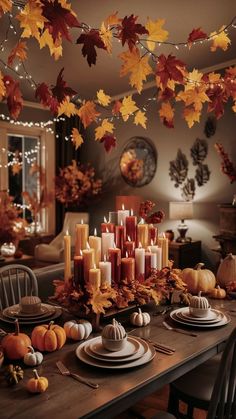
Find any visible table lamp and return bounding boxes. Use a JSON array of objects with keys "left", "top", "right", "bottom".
[{"left": 169, "top": 201, "right": 193, "bottom": 242}]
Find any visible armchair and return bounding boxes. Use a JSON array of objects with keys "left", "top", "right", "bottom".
[{"left": 34, "top": 212, "right": 89, "bottom": 263}]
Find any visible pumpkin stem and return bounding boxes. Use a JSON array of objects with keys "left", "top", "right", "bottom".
[
  {"left": 14, "top": 319, "right": 20, "bottom": 336},
  {"left": 48, "top": 321, "right": 54, "bottom": 330},
  {"left": 138, "top": 308, "right": 142, "bottom": 314},
  {"left": 198, "top": 291, "right": 202, "bottom": 297},
  {"left": 194, "top": 263, "right": 205, "bottom": 270},
  {"left": 112, "top": 318, "right": 117, "bottom": 326},
  {"left": 33, "top": 369, "right": 39, "bottom": 380},
  {"left": 28, "top": 346, "right": 34, "bottom": 354},
  {"left": 216, "top": 285, "right": 220, "bottom": 290}
]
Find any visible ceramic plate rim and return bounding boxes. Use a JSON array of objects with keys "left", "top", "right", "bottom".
[
  {"left": 75, "top": 337, "right": 156, "bottom": 369},
  {"left": 175, "top": 311, "right": 223, "bottom": 324},
  {"left": 180, "top": 307, "right": 219, "bottom": 321},
  {"left": 3, "top": 304, "right": 56, "bottom": 320},
  {"left": 0, "top": 307, "right": 62, "bottom": 325},
  {"left": 170, "top": 309, "right": 230, "bottom": 328},
  {"left": 89, "top": 336, "right": 140, "bottom": 359}
]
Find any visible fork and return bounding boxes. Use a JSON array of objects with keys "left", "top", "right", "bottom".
[
  {"left": 162, "top": 321, "right": 198, "bottom": 337},
  {"left": 56, "top": 361, "right": 99, "bottom": 389},
  {"left": 141, "top": 338, "right": 175, "bottom": 355}
]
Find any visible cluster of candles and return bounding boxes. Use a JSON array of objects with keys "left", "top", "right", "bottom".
[{"left": 64, "top": 206, "right": 169, "bottom": 291}]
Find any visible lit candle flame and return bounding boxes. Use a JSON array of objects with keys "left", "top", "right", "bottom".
[
  {"left": 106, "top": 227, "right": 109, "bottom": 233},
  {"left": 130, "top": 208, "right": 133, "bottom": 216},
  {"left": 151, "top": 239, "right": 154, "bottom": 246},
  {"left": 163, "top": 232, "right": 166, "bottom": 238},
  {"left": 138, "top": 242, "right": 142, "bottom": 249},
  {"left": 104, "top": 216, "right": 108, "bottom": 223},
  {"left": 125, "top": 251, "right": 128, "bottom": 258},
  {"left": 65, "top": 230, "right": 69, "bottom": 236},
  {"left": 81, "top": 219, "right": 84, "bottom": 225},
  {"left": 147, "top": 246, "right": 151, "bottom": 253},
  {"left": 80, "top": 250, "right": 83, "bottom": 256},
  {"left": 120, "top": 219, "right": 123, "bottom": 226},
  {"left": 93, "top": 264, "right": 96, "bottom": 269},
  {"left": 113, "top": 242, "right": 116, "bottom": 249},
  {"left": 94, "top": 227, "right": 97, "bottom": 236},
  {"left": 139, "top": 218, "right": 145, "bottom": 225},
  {"left": 122, "top": 203, "right": 125, "bottom": 210},
  {"left": 86, "top": 242, "right": 90, "bottom": 250},
  {"left": 104, "top": 254, "right": 107, "bottom": 262},
  {"left": 127, "top": 235, "right": 131, "bottom": 242}
]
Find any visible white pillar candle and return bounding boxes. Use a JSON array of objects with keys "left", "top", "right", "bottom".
[
  {"left": 101, "top": 232, "right": 115, "bottom": 259},
  {"left": 64, "top": 231, "right": 71, "bottom": 283},
  {"left": 117, "top": 204, "right": 130, "bottom": 226},
  {"left": 149, "top": 244, "right": 162, "bottom": 270},
  {"left": 99, "top": 258, "right": 112, "bottom": 287},
  {"left": 135, "top": 246, "right": 145, "bottom": 280},
  {"left": 109, "top": 211, "right": 118, "bottom": 225},
  {"left": 88, "top": 228, "right": 101, "bottom": 267}
]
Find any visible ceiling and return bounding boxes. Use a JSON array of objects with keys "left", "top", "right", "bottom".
[{"left": 0, "top": 0, "right": 236, "bottom": 103}]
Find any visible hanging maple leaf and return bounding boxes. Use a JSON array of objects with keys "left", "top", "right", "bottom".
[
  {"left": 35, "top": 82, "right": 52, "bottom": 107},
  {"left": 112, "top": 100, "right": 122, "bottom": 115},
  {"left": 76, "top": 29, "right": 106, "bottom": 66},
  {"left": 51, "top": 67, "right": 77, "bottom": 103},
  {"left": 206, "top": 85, "right": 228, "bottom": 119},
  {"left": 11, "top": 162, "right": 22, "bottom": 175},
  {"left": 88, "top": 289, "right": 113, "bottom": 314},
  {"left": 71, "top": 128, "right": 84, "bottom": 150},
  {"left": 16, "top": 0, "right": 47, "bottom": 39},
  {"left": 8, "top": 41, "right": 28, "bottom": 66},
  {"left": 177, "top": 85, "right": 210, "bottom": 112},
  {"left": 120, "top": 95, "right": 138, "bottom": 121},
  {"left": 41, "top": 0, "right": 80, "bottom": 43},
  {"left": 134, "top": 110, "right": 147, "bottom": 129},
  {"left": 0, "top": 71, "right": 6, "bottom": 100},
  {"left": 215, "top": 143, "right": 236, "bottom": 183},
  {"left": 159, "top": 101, "right": 174, "bottom": 128},
  {"left": 57, "top": 98, "right": 76, "bottom": 117},
  {"left": 0, "top": 0, "right": 12, "bottom": 17},
  {"left": 187, "top": 27, "right": 207, "bottom": 48},
  {"left": 38, "top": 29, "right": 62, "bottom": 60},
  {"left": 183, "top": 107, "right": 201, "bottom": 128},
  {"left": 99, "top": 22, "right": 113, "bottom": 54},
  {"left": 185, "top": 69, "right": 204, "bottom": 90},
  {"left": 119, "top": 47, "right": 153, "bottom": 93},
  {"left": 100, "top": 134, "right": 116, "bottom": 153},
  {"left": 97, "top": 89, "right": 111, "bottom": 106},
  {"left": 145, "top": 18, "right": 168, "bottom": 51},
  {"left": 95, "top": 119, "right": 114, "bottom": 140},
  {"left": 117, "top": 14, "right": 148, "bottom": 51},
  {"left": 77, "top": 100, "right": 100, "bottom": 128},
  {"left": 210, "top": 26, "right": 231, "bottom": 51},
  {"left": 156, "top": 54, "right": 186, "bottom": 89},
  {"left": 3, "top": 75, "right": 23, "bottom": 119},
  {"left": 104, "top": 11, "right": 120, "bottom": 27}
]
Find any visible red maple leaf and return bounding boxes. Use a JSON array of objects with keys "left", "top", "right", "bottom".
[
  {"left": 41, "top": 0, "right": 80, "bottom": 42},
  {"left": 156, "top": 54, "right": 186, "bottom": 88},
  {"left": 206, "top": 86, "right": 228, "bottom": 119},
  {"left": 187, "top": 28, "right": 207, "bottom": 46},
  {"left": 3, "top": 75, "right": 23, "bottom": 119},
  {"left": 35, "top": 82, "right": 52, "bottom": 107},
  {"left": 100, "top": 135, "right": 116, "bottom": 153},
  {"left": 117, "top": 14, "right": 148, "bottom": 50},
  {"left": 158, "top": 87, "right": 175, "bottom": 101},
  {"left": 51, "top": 68, "right": 77, "bottom": 102},
  {"left": 77, "top": 30, "right": 106, "bottom": 66}
]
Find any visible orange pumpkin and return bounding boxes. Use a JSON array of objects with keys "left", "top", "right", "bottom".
[
  {"left": 181, "top": 263, "right": 216, "bottom": 295},
  {"left": 31, "top": 321, "right": 66, "bottom": 352},
  {"left": 2, "top": 319, "right": 31, "bottom": 360}
]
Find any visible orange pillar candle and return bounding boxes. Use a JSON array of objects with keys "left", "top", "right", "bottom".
[
  {"left": 88, "top": 228, "right": 101, "bottom": 267},
  {"left": 125, "top": 209, "right": 137, "bottom": 242},
  {"left": 82, "top": 245, "right": 95, "bottom": 284},
  {"left": 108, "top": 247, "right": 121, "bottom": 285},
  {"left": 75, "top": 221, "right": 89, "bottom": 255},
  {"left": 158, "top": 235, "right": 169, "bottom": 268},
  {"left": 115, "top": 221, "right": 126, "bottom": 257},
  {"left": 121, "top": 257, "right": 135, "bottom": 282},
  {"left": 101, "top": 216, "right": 115, "bottom": 233},
  {"left": 124, "top": 236, "right": 135, "bottom": 257},
  {"left": 64, "top": 231, "right": 71, "bottom": 283},
  {"left": 137, "top": 219, "right": 149, "bottom": 249},
  {"left": 89, "top": 266, "right": 101, "bottom": 291},
  {"left": 148, "top": 224, "right": 158, "bottom": 245},
  {"left": 74, "top": 255, "right": 84, "bottom": 288}
]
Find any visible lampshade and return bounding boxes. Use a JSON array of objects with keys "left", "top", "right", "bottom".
[{"left": 169, "top": 201, "right": 193, "bottom": 221}]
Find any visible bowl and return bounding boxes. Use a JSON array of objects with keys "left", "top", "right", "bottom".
[
  {"left": 102, "top": 335, "right": 127, "bottom": 352},
  {"left": 189, "top": 306, "right": 211, "bottom": 318}
]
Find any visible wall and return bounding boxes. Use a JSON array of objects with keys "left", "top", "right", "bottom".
[{"left": 80, "top": 87, "right": 236, "bottom": 270}]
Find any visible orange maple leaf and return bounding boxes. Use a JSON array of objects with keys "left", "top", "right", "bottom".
[
  {"left": 0, "top": 0, "right": 12, "bottom": 17},
  {"left": 77, "top": 100, "right": 100, "bottom": 128},
  {"left": 112, "top": 100, "right": 122, "bottom": 115},
  {"left": 183, "top": 107, "right": 201, "bottom": 128},
  {"left": 159, "top": 101, "right": 175, "bottom": 128},
  {"left": 0, "top": 71, "right": 6, "bottom": 100},
  {"left": 119, "top": 47, "right": 153, "bottom": 93},
  {"left": 88, "top": 289, "right": 115, "bottom": 314},
  {"left": 71, "top": 127, "right": 84, "bottom": 149},
  {"left": 8, "top": 41, "right": 28, "bottom": 66}
]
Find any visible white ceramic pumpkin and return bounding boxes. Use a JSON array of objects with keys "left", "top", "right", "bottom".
[
  {"left": 102, "top": 319, "right": 127, "bottom": 351},
  {"left": 63, "top": 319, "right": 92, "bottom": 341},
  {"left": 216, "top": 253, "right": 236, "bottom": 288},
  {"left": 130, "top": 308, "right": 151, "bottom": 327},
  {"left": 23, "top": 346, "right": 43, "bottom": 366},
  {"left": 181, "top": 263, "right": 216, "bottom": 294}
]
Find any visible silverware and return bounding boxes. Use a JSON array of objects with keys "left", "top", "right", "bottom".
[
  {"left": 141, "top": 338, "right": 175, "bottom": 355},
  {"left": 56, "top": 361, "right": 99, "bottom": 389},
  {"left": 162, "top": 321, "right": 198, "bottom": 337}
]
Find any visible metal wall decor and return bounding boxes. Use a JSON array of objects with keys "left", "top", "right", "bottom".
[
  {"left": 120, "top": 137, "right": 157, "bottom": 187},
  {"left": 169, "top": 149, "right": 188, "bottom": 187},
  {"left": 204, "top": 116, "right": 217, "bottom": 138},
  {"left": 190, "top": 138, "right": 208, "bottom": 165}
]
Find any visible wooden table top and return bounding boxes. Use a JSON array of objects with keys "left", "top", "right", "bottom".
[{"left": 0, "top": 299, "right": 236, "bottom": 419}]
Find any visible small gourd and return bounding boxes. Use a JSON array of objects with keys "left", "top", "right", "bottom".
[
  {"left": 181, "top": 263, "right": 216, "bottom": 294},
  {"left": 26, "top": 369, "right": 48, "bottom": 394},
  {"left": 209, "top": 285, "right": 226, "bottom": 299},
  {"left": 216, "top": 253, "right": 236, "bottom": 288},
  {"left": 64, "top": 319, "right": 92, "bottom": 341},
  {"left": 102, "top": 319, "right": 126, "bottom": 340},
  {"left": 2, "top": 319, "right": 31, "bottom": 360},
  {"left": 31, "top": 321, "right": 66, "bottom": 352},
  {"left": 23, "top": 346, "right": 43, "bottom": 366},
  {"left": 4, "top": 364, "right": 24, "bottom": 385},
  {"left": 130, "top": 308, "right": 151, "bottom": 327}
]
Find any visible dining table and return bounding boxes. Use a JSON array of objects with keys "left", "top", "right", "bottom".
[{"left": 0, "top": 298, "right": 235, "bottom": 419}]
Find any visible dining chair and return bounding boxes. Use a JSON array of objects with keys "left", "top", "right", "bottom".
[
  {"left": 0, "top": 264, "right": 38, "bottom": 310},
  {"left": 167, "top": 326, "right": 236, "bottom": 419}
]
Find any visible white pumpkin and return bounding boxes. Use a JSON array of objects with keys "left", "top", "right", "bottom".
[
  {"left": 216, "top": 253, "right": 236, "bottom": 288},
  {"left": 23, "top": 346, "right": 43, "bottom": 366},
  {"left": 130, "top": 308, "right": 151, "bottom": 327},
  {"left": 101, "top": 319, "right": 126, "bottom": 340},
  {"left": 189, "top": 292, "right": 209, "bottom": 309},
  {"left": 64, "top": 319, "right": 92, "bottom": 341}
]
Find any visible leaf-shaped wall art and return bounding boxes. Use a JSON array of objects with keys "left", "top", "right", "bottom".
[
  {"left": 169, "top": 149, "right": 188, "bottom": 187},
  {"left": 191, "top": 138, "right": 208, "bottom": 165},
  {"left": 195, "top": 163, "right": 211, "bottom": 186},
  {"left": 204, "top": 116, "right": 217, "bottom": 138},
  {"left": 181, "top": 178, "right": 196, "bottom": 201}
]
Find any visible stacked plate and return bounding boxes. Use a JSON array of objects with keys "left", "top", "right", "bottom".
[
  {"left": 0, "top": 303, "right": 62, "bottom": 325},
  {"left": 170, "top": 307, "right": 230, "bottom": 328},
  {"left": 76, "top": 335, "right": 156, "bottom": 369}
]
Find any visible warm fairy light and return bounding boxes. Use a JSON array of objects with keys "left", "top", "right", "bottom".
[{"left": 94, "top": 228, "right": 97, "bottom": 236}]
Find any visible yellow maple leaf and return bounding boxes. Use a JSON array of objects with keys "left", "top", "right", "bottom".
[
  {"left": 97, "top": 89, "right": 111, "bottom": 106},
  {"left": 16, "top": 1, "right": 47, "bottom": 40},
  {"left": 159, "top": 101, "right": 174, "bottom": 125},
  {"left": 0, "top": 71, "right": 6, "bottom": 100},
  {"left": 71, "top": 128, "right": 84, "bottom": 149},
  {"left": 77, "top": 100, "right": 100, "bottom": 128},
  {"left": 134, "top": 110, "right": 147, "bottom": 129},
  {"left": 57, "top": 99, "right": 76, "bottom": 117},
  {"left": 156, "top": 74, "right": 177, "bottom": 92},
  {"left": 0, "top": 0, "right": 12, "bottom": 17},
  {"left": 145, "top": 18, "right": 168, "bottom": 51},
  {"left": 183, "top": 107, "right": 201, "bottom": 128},
  {"left": 207, "top": 72, "right": 221, "bottom": 87},
  {"left": 100, "top": 22, "right": 112, "bottom": 54},
  {"left": 119, "top": 47, "right": 153, "bottom": 93},
  {"left": 185, "top": 69, "right": 203, "bottom": 90},
  {"left": 177, "top": 86, "right": 209, "bottom": 112},
  {"left": 104, "top": 11, "right": 120, "bottom": 27},
  {"left": 8, "top": 41, "right": 28, "bottom": 66},
  {"left": 88, "top": 290, "right": 114, "bottom": 314},
  {"left": 95, "top": 118, "right": 114, "bottom": 140},
  {"left": 120, "top": 96, "right": 138, "bottom": 121},
  {"left": 12, "top": 162, "right": 22, "bottom": 175},
  {"left": 210, "top": 25, "right": 231, "bottom": 52},
  {"left": 39, "top": 29, "right": 62, "bottom": 60}
]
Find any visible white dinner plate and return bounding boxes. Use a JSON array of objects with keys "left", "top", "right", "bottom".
[
  {"left": 175, "top": 311, "right": 224, "bottom": 325},
  {"left": 76, "top": 337, "right": 156, "bottom": 369},
  {"left": 89, "top": 336, "right": 140, "bottom": 359},
  {"left": 181, "top": 307, "right": 219, "bottom": 321},
  {"left": 170, "top": 308, "right": 230, "bottom": 328},
  {"left": 176, "top": 308, "right": 223, "bottom": 324},
  {"left": 84, "top": 337, "right": 147, "bottom": 363},
  {"left": 0, "top": 307, "right": 62, "bottom": 325},
  {"left": 3, "top": 304, "right": 56, "bottom": 320}
]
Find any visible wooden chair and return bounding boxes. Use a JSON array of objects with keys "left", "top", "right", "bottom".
[
  {"left": 167, "top": 327, "right": 236, "bottom": 419},
  {"left": 0, "top": 264, "right": 38, "bottom": 310}
]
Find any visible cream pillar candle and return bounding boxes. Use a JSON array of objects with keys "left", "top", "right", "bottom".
[
  {"left": 75, "top": 221, "right": 89, "bottom": 255},
  {"left": 99, "top": 257, "right": 112, "bottom": 287},
  {"left": 101, "top": 231, "right": 115, "bottom": 259},
  {"left": 89, "top": 228, "right": 101, "bottom": 267},
  {"left": 135, "top": 246, "right": 145, "bottom": 281},
  {"left": 64, "top": 231, "right": 71, "bottom": 283},
  {"left": 89, "top": 266, "right": 101, "bottom": 291},
  {"left": 149, "top": 244, "right": 162, "bottom": 270},
  {"left": 158, "top": 235, "right": 169, "bottom": 268},
  {"left": 82, "top": 244, "right": 95, "bottom": 283},
  {"left": 117, "top": 204, "right": 130, "bottom": 226},
  {"left": 137, "top": 219, "right": 149, "bottom": 249}
]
